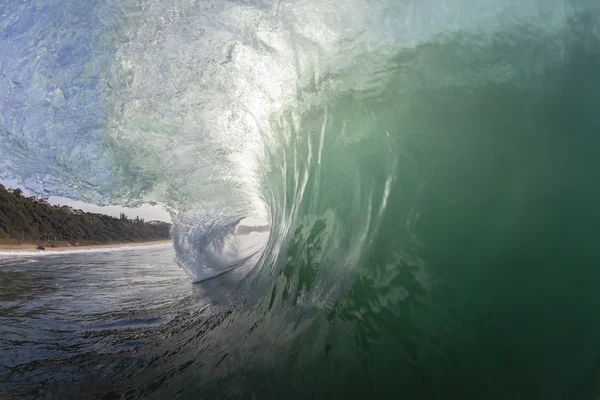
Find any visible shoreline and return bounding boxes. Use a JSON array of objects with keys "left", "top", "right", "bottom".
[{"left": 0, "top": 239, "right": 172, "bottom": 254}]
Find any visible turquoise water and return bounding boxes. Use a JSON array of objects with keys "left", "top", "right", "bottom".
[{"left": 2, "top": 0, "right": 600, "bottom": 398}]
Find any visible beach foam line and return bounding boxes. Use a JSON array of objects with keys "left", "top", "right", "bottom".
[{"left": 0, "top": 241, "right": 172, "bottom": 259}]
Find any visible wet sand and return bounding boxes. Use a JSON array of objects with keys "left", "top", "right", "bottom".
[{"left": 0, "top": 240, "right": 171, "bottom": 253}]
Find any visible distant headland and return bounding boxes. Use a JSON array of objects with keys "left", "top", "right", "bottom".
[{"left": 0, "top": 184, "right": 171, "bottom": 249}]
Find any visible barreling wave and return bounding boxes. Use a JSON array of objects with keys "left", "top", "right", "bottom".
[{"left": 2, "top": 0, "right": 600, "bottom": 397}]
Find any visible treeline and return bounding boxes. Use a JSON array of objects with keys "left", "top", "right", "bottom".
[{"left": 0, "top": 185, "right": 170, "bottom": 243}]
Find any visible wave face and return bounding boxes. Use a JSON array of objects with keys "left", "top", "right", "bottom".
[{"left": 3, "top": 0, "right": 600, "bottom": 397}]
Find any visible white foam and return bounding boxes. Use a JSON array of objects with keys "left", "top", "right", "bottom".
[{"left": 0, "top": 242, "right": 172, "bottom": 261}]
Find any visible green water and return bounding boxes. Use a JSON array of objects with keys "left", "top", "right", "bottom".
[
  {"left": 247, "top": 18, "right": 600, "bottom": 399},
  {"left": 2, "top": 1, "right": 600, "bottom": 398}
]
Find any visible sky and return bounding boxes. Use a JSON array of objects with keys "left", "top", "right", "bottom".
[
  {"left": 1, "top": 179, "right": 172, "bottom": 223},
  {"left": 0, "top": 180, "right": 272, "bottom": 227}
]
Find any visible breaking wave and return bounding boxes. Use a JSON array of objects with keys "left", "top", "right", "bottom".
[{"left": 2, "top": 0, "right": 600, "bottom": 397}]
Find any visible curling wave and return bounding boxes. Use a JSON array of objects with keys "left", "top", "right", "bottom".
[{"left": 2, "top": 0, "right": 600, "bottom": 397}]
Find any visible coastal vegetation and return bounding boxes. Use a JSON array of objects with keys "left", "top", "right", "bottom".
[{"left": 0, "top": 185, "right": 170, "bottom": 245}]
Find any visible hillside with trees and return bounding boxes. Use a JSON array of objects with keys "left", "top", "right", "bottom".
[{"left": 0, "top": 185, "right": 170, "bottom": 245}]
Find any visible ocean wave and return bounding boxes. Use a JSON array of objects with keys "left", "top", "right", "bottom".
[{"left": 2, "top": 0, "right": 600, "bottom": 397}]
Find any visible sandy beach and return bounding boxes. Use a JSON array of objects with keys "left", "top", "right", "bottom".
[{"left": 0, "top": 239, "right": 172, "bottom": 253}]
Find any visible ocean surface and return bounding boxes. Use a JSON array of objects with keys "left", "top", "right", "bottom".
[
  {"left": 0, "top": 243, "right": 269, "bottom": 398},
  {"left": 0, "top": 245, "right": 192, "bottom": 398},
  {"left": 2, "top": 0, "right": 600, "bottom": 398}
]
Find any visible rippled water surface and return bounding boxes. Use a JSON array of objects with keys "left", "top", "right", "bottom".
[
  {"left": 3, "top": 0, "right": 600, "bottom": 398},
  {"left": 0, "top": 245, "right": 197, "bottom": 398}
]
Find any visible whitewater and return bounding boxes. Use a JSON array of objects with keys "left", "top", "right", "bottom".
[{"left": 2, "top": 0, "right": 600, "bottom": 398}]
